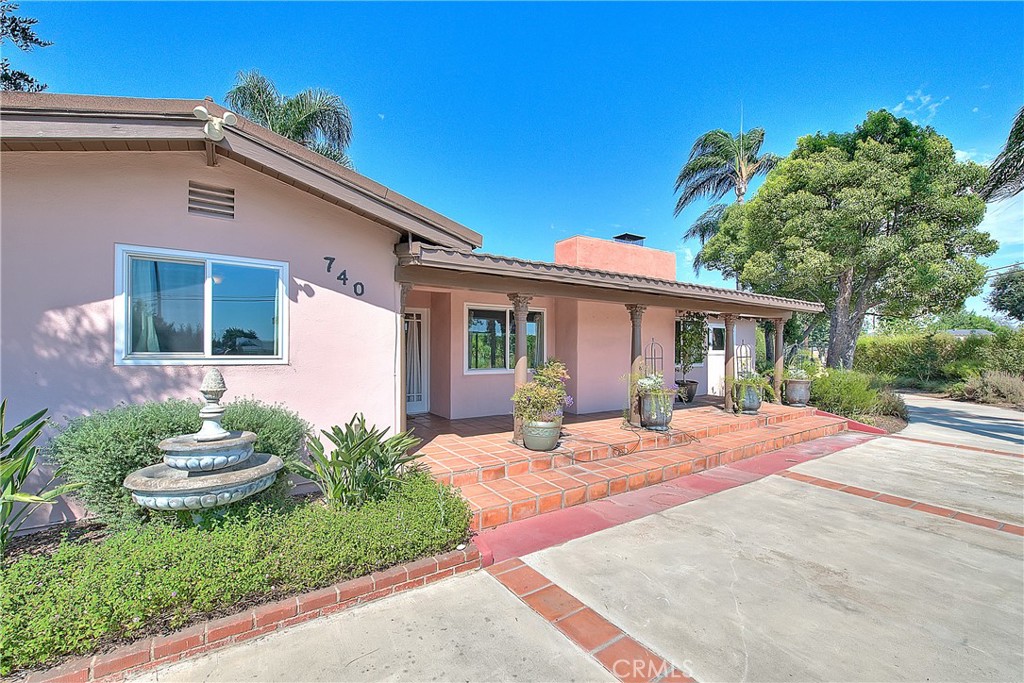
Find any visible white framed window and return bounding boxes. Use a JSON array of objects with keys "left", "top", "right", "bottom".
[
  {"left": 114, "top": 244, "right": 288, "bottom": 366},
  {"left": 465, "top": 304, "right": 546, "bottom": 374},
  {"left": 709, "top": 324, "right": 727, "bottom": 353}
]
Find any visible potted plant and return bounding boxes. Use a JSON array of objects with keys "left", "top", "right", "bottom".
[
  {"left": 635, "top": 371, "right": 675, "bottom": 431},
  {"left": 511, "top": 360, "right": 573, "bottom": 452},
  {"left": 674, "top": 313, "right": 709, "bottom": 403},
  {"left": 730, "top": 369, "right": 775, "bottom": 415},
  {"left": 783, "top": 366, "right": 812, "bottom": 407},
  {"left": 783, "top": 353, "right": 821, "bottom": 407}
]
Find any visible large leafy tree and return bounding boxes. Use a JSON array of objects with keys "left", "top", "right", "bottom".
[
  {"left": 981, "top": 106, "right": 1024, "bottom": 201},
  {"left": 987, "top": 266, "right": 1024, "bottom": 322},
  {"left": 700, "top": 111, "right": 996, "bottom": 368},
  {"left": 0, "top": 1, "right": 51, "bottom": 92},
  {"left": 226, "top": 70, "right": 353, "bottom": 168},
  {"left": 673, "top": 128, "right": 779, "bottom": 277}
]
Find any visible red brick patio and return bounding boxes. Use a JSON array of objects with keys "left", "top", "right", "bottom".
[{"left": 408, "top": 399, "right": 848, "bottom": 531}]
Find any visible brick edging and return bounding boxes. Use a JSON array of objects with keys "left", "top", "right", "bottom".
[
  {"left": 813, "top": 409, "right": 888, "bottom": 435},
  {"left": 25, "top": 545, "right": 482, "bottom": 683}
]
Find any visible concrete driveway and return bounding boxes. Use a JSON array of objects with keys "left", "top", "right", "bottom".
[{"left": 138, "top": 396, "right": 1023, "bottom": 682}]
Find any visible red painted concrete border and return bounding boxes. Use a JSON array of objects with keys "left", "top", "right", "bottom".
[
  {"left": 25, "top": 546, "right": 482, "bottom": 683},
  {"left": 882, "top": 434, "right": 1023, "bottom": 458},
  {"left": 777, "top": 470, "right": 1024, "bottom": 535},
  {"left": 487, "top": 559, "right": 694, "bottom": 683},
  {"left": 813, "top": 409, "right": 888, "bottom": 435},
  {"left": 476, "top": 432, "right": 877, "bottom": 563}
]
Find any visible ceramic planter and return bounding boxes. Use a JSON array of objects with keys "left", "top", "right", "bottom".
[
  {"left": 675, "top": 379, "right": 699, "bottom": 404},
  {"left": 640, "top": 391, "right": 674, "bottom": 431},
  {"left": 785, "top": 379, "right": 812, "bottom": 407},
  {"left": 522, "top": 419, "right": 561, "bottom": 451},
  {"left": 735, "top": 385, "right": 763, "bottom": 415}
]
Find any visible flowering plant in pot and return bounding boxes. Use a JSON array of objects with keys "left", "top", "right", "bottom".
[
  {"left": 511, "top": 360, "right": 573, "bottom": 451},
  {"left": 635, "top": 370, "right": 675, "bottom": 431},
  {"left": 674, "top": 313, "right": 709, "bottom": 403},
  {"left": 730, "top": 369, "right": 775, "bottom": 415}
]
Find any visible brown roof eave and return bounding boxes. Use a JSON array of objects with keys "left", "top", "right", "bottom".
[{"left": 398, "top": 243, "right": 825, "bottom": 315}]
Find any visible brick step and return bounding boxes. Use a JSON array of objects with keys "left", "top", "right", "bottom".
[
  {"left": 458, "top": 414, "right": 847, "bottom": 531},
  {"left": 425, "top": 404, "right": 818, "bottom": 488}
]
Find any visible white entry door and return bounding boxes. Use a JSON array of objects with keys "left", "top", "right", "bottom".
[
  {"left": 404, "top": 309, "right": 430, "bottom": 414},
  {"left": 706, "top": 323, "right": 727, "bottom": 396}
]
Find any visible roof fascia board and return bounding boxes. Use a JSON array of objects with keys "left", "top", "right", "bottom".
[{"left": 397, "top": 264, "right": 804, "bottom": 319}]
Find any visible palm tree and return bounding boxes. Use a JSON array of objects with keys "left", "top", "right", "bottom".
[
  {"left": 226, "top": 70, "right": 353, "bottom": 168},
  {"left": 981, "top": 106, "right": 1024, "bottom": 201},
  {"left": 674, "top": 127, "right": 779, "bottom": 276}
]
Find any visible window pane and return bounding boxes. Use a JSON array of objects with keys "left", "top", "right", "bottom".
[
  {"left": 508, "top": 311, "right": 545, "bottom": 369},
  {"left": 711, "top": 327, "right": 726, "bottom": 351},
  {"left": 212, "top": 263, "right": 281, "bottom": 356},
  {"left": 129, "top": 258, "right": 204, "bottom": 354},
  {"left": 468, "top": 309, "right": 507, "bottom": 370}
]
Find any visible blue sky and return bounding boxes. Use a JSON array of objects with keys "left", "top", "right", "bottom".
[{"left": 14, "top": 1, "right": 1023, "bottom": 315}]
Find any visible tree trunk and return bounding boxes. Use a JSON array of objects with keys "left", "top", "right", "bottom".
[
  {"left": 765, "top": 322, "right": 776, "bottom": 365},
  {"left": 826, "top": 268, "right": 855, "bottom": 369}
]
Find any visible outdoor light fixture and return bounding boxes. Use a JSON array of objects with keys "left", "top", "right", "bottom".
[{"left": 193, "top": 105, "right": 238, "bottom": 142}]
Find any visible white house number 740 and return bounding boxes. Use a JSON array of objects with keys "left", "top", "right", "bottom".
[{"left": 323, "top": 256, "right": 365, "bottom": 297}]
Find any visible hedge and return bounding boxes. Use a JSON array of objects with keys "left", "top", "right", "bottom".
[
  {"left": 855, "top": 328, "right": 1024, "bottom": 384},
  {"left": 0, "top": 474, "right": 471, "bottom": 675}
]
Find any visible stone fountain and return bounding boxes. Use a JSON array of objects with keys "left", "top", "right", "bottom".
[{"left": 124, "top": 369, "right": 284, "bottom": 511}]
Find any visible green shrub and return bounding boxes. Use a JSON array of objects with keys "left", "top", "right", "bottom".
[
  {"left": 873, "top": 389, "right": 908, "bottom": 420},
  {"left": 0, "top": 473, "right": 470, "bottom": 674},
  {"left": 810, "top": 369, "right": 878, "bottom": 419},
  {"left": 49, "top": 399, "right": 310, "bottom": 526},
  {"left": 981, "top": 328, "right": 1024, "bottom": 375},
  {"left": 953, "top": 371, "right": 1024, "bottom": 408},
  {"left": 293, "top": 414, "right": 423, "bottom": 508}
]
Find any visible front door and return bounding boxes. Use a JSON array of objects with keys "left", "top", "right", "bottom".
[
  {"left": 404, "top": 309, "right": 430, "bottom": 414},
  {"left": 706, "top": 323, "right": 726, "bottom": 396}
]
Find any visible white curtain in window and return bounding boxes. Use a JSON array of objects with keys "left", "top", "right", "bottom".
[{"left": 131, "top": 262, "right": 161, "bottom": 353}]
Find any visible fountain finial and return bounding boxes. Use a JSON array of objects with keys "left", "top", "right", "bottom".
[{"left": 195, "top": 368, "right": 230, "bottom": 442}]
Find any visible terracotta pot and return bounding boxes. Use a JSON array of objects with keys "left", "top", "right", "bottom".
[
  {"left": 785, "top": 379, "right": 812, "bottom": 407},
  {"left": 522, "top": 419, "right": 561, "bottom": 451},
  {"left": 640, "top": 391, "right": 674, "bottom": 431}
]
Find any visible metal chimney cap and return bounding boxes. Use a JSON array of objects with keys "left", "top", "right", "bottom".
[{"left": 613, "top": 232, "right": 646, "bottom": 245}]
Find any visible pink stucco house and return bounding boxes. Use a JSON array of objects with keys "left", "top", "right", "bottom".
[{"left": 1, "top": 93, "right": 825, "bottom": 526}]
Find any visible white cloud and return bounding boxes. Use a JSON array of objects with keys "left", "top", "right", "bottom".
[
  {"left": 891, "top": 88, "right": 949, "bottom": 124},
  {"left": 955, "top": 148, "right": 994, "bottom": 165},
  {"left": 972, "top": 107, "right": 980, "bottom": 113},
  {"left": 377, "top": 113, "right": 385, "bottom": 120}
]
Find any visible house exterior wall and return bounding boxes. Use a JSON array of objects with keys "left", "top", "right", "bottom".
[
  {"left": 553, "top": 235, "right": 676, "bottom": 280},
  {"left": 677, "top": 317, "right": 758, "bottom": 396},
  {"left": 1, "top": 151, "right": 404, "bottom": 437}
]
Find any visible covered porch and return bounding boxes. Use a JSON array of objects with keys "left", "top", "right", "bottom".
[{"left": 396, "top": 239, "right": 825, "bottom": 434}]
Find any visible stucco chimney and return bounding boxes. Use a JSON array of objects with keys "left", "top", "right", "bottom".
[{"left": 554, "top": 235, "right": 676, "bottom": 280}]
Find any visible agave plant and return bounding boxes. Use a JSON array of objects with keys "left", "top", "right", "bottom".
[
  {"left": 1, "top": 399, "right": 82, "bottom": 550},
  {"left": 291, "top": 414, "right": 423, "bottom": 508}
]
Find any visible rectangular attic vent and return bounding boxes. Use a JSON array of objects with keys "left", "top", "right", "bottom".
[{"left": 187, "top": 181, "right": 235, "bottom": 219}]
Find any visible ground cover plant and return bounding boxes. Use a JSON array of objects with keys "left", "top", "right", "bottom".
[
  {"left": 48, "top": 399, "right": 310, "bottom": 526},
  {"left": 950, "top": 371, "right": 1024, "bottom": 408},
  {"left": 809, "top": 368, "right": 907, "bottom": 426},
  {"left": 0, "top": 473, "right": 470, "bottom": 675}
]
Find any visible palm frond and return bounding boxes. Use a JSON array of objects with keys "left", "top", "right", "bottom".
[
  {"left": 225, "top": 69, "right": 281, "bottom": 129},
  {"left": 684, "top": 204, "right": 726, "bottom": 244},
  {"left": 981, "top": 106, "right": 1024, "bottom": 201},
  {"left": 281, "top": 88, "right": 353, "bottom": 150}
]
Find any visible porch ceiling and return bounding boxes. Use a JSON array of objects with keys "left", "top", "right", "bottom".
[{"left": 397, "top": 243, "right": 823, "bottom": 319}]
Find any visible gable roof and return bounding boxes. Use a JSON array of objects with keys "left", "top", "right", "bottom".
[{"left": 0, "top": 92, "right": 483, "bottom": 250}]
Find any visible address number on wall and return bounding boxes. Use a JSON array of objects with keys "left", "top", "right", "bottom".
[{"left": 323, "top": 256, "right": 365, "bottom": 297}]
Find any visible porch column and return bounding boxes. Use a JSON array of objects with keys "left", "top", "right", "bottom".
[
  {"left": 626, "top": 304, "right": 646, "bottom": 426},
  {"left": 723, "top": 314, "right": 735, "bottom": 413},
  {"left": 773, "top": 317, "right": 785, "bottom": 404},
  {"left": 399, "top": 283, "right": 413, "bottom": 432},
  {"left": 509, "top": 293, "right": 533, "bottom": 442}
]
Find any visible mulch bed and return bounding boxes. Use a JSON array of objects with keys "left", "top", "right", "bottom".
[
  {"left": 869, "top": 415, "right": 908, "bottom": 434},
  {"left": 4, "top": 520, "right": 109, "bottom": 563}
]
